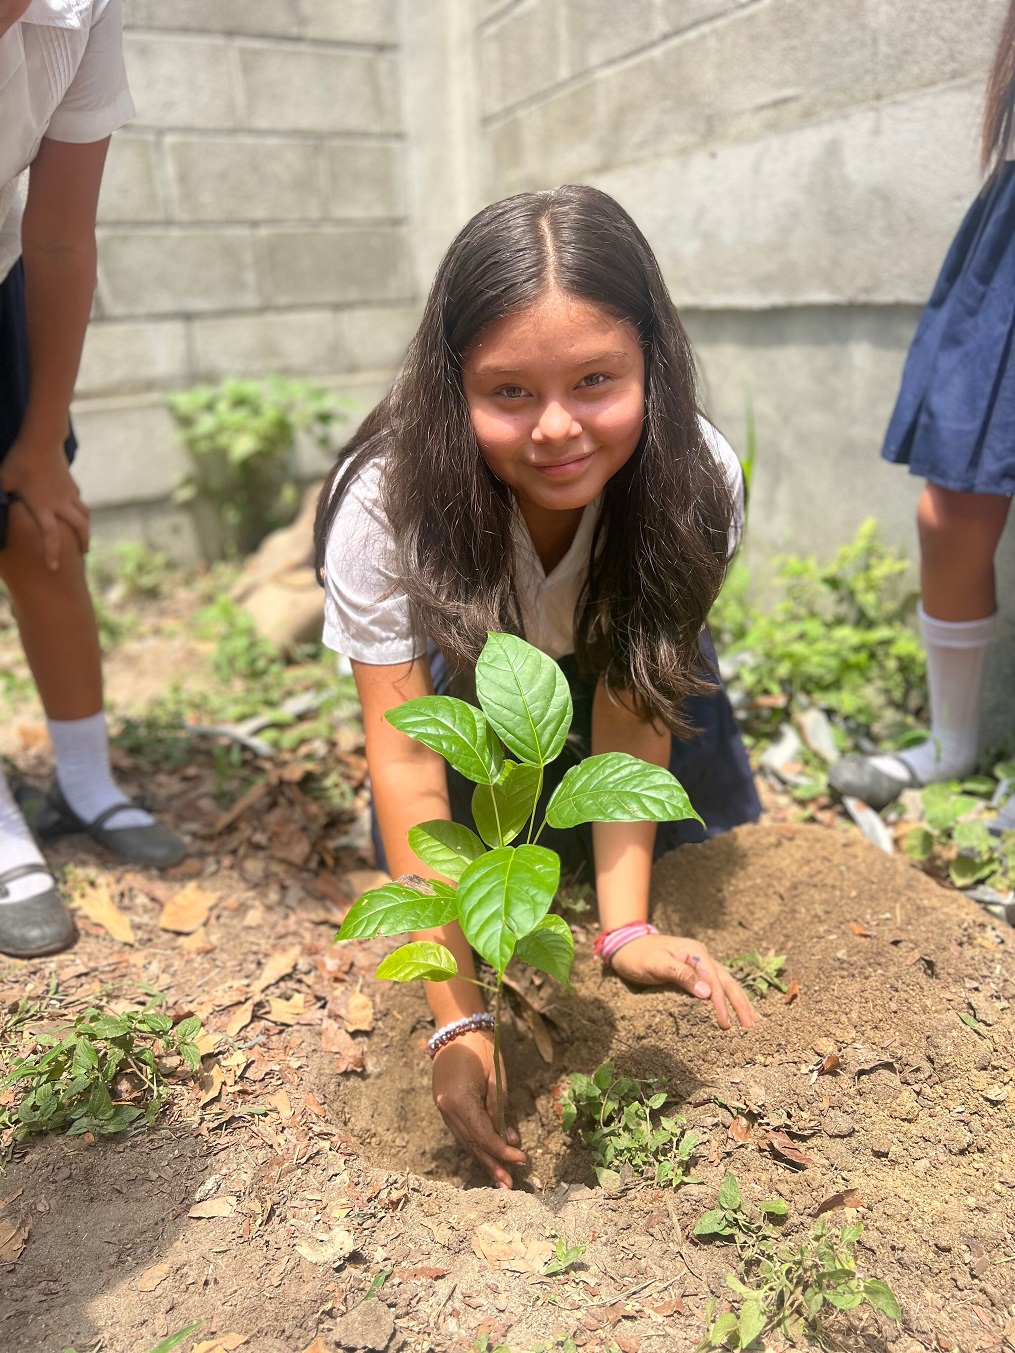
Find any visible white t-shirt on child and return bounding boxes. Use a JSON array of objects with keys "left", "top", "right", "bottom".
[{"left": 322, "top": 416, "right": 745, "bottom": 666}]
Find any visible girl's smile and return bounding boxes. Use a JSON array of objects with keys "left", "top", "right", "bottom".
[{"left": 462, "top": 291, "right": 645, "bottom": 565}]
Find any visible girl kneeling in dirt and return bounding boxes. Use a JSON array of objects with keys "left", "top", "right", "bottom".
[{"left": 314, "top": 185, "right": 762, "bottom": 1188}]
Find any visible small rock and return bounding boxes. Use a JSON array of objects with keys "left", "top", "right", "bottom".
[
  {"left": 888, "top": 1089, "right": 921, "bottom": 1123},
  {"left": 841, "top": 796, "right": 894, "bottom": 854},
  {"left": 823, "top": 1111, "right": 855, "bottom": 1138},
  {"left": 983, "top": 1085, "right": 1009, "bottom": 1104},
  {"left": 332, "top": 1300, "right": 396, "bottom": 1352},
  {"left": 871, "top": 1135, "right": 893, "bottom": 1157},
  {"left": 193, "top": 1174, "right": 224, "bottom": 1203},
  {"left": 760, "top": 725, "right": 804, "bottom": 783},
  {"left": 968, "top": 993, "right": 998, "bottom": 1026},
  {"left": 797, "top": 707, "right": 838, "bottom": 764}
]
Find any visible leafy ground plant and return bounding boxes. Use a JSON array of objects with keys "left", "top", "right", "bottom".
[
  {"left": 1, "top": 1005, "right": 202, "bottom": 1154},
  {"left": 336, "top": 632, "right": 701, "bottom": 1133},
  {"left": 726, "top": 950, "right": 788, "bottom": 999},
  {"left": 904, "top": 772, "right": 1015, "bottom": 891},
  {"left": 561, "top": 1062, "right": 700, "bottom": 1189},
  {"left": 542, "top": 1235, "right": 586, "bottom": 1276},
  {"left": 695, "top": 1178, "right": 900, "bottom": 1350}
]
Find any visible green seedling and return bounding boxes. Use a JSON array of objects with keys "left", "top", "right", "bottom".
[
  {"left": 337, "top": 633, "right": 701, "bottom": 1135},
  {"left": 1, "top": 1005, "right": 202, "bottom": 1153},
  {"left": 561, "top": 1062, "right": 700, "bottom": 1189},
  {"left": 727, "top": 950, "right": 788, "bottom": 999},
  {"left": 694, "top": 1173, "right": 788, "bottom": 1254},
  {"left": 542, "top": 1235, "right": 587, "bottom": 1276},
  {"left": 904, "top": 775, "right": 1015, "bottom": 892}
]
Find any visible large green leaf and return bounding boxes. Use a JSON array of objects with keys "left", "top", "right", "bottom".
[
  {"left": 738, "top": 1299, "right": 768, "bottom": 1347},
  {"left": 472, "top": 761, "right": 542, "bottom": 847},
  {"left": 337, "top": 881, "right": 457, "bottom": 940},
  {"left": 407, "top": 820, "right": 486, "bottom": 882},
  {"left": 456, "top": 845, "right": 558, "bottom": 975},
  {"left": 545, "top": 752, "right": 703, "bottom": 828},
  {"left": 514, "top": 914, "right": 574, "bottom": 988},
  {"left": 385, "top": 696, "right": 502, "bottom": 784},
  {"left": 862, "top": 1278, "right": 901, "bottom": 1321},
  {"left": 376, "top": 941, "right": 458, "bottom": 982},
  {"left": 475, "top": 633, "right": 572, "bottom": 767}
]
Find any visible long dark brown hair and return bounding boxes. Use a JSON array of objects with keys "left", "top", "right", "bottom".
[
  {"left": 313, "top": 185, "right": 735, "bottom": 735},
  {"left": 983, "top": 0, "right": 1015, "bottom": 173}
]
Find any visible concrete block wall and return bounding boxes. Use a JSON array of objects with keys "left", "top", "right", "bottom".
[
  {"left": 473, "top": 0, "right": 1014, "bottom": 745},
  {"left": 74, "top": 0, "right": 416, "bottom": 556}
]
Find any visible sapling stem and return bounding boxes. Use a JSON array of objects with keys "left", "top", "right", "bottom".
[
  {"left": 526, "top": 768, "right": 544, "bottom": 845},
  {"left": 492, "top": 980, "right": 506, "bottom": 1140}
]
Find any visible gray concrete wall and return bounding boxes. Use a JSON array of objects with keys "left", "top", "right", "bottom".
[
  {"left": 474, "top": 0, "right": 1014, "bottom": 745},
  {"left": 75, "top": 0, "right": 417, "bottom": 555}
]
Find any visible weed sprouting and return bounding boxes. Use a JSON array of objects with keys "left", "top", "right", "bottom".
[{"left": 726, "top": 950, "right": 788, "bottom": 999}]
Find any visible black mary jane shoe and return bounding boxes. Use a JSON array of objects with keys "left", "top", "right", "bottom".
[
  {"left": 0, "top": 863, "right": 78, "bottom": 959},
  {"left": 19, "top": 784, "right": 188, "bottom": 868}
]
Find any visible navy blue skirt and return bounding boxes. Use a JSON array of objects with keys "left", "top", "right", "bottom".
[
  {"left": 371, "top": 636, "right": 761, "bottom": 878},
  {"left": 0, "top": 258, "right": 78, "bottom": 464},
  {"left": 882, "top": 161, "right": 1015, "bottom": 496}
]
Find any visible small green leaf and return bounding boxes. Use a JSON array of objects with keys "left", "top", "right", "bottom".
[
  {"left": 903, "top": 826, "right": 935, "bottom": 861},
  {"left": 545, "top": 753, "right": 703, "bottom": 828},
  {"left": 717, "top": 1173, "right": 742, "bottom": 1211},
  {"left": 738, "top": 1299, "right": 767, "bottom": 1347},
  {"left": 174, "top": 1015, "right": 203, "bottom": 1042},
  {"left": 147, "top": 1324, "right": 204, "bottom": 1353},
  {"left": 475, "top": 632, "right": 572, "bottom": 767},
  {"left": 825, "top": 1286, "right": 864, "bottom": 1311},
  {"left": 694, "top": 1208, "right": 729, "bottom": 1237},
  {"left": 949, "top": 854, "right": 996, "bottom": 888},
  {"left": 472, "top": 761, "right": 542, "bottom": 847},
  {"left": 338, "top": 881, "right": 457, "bottom": 940},
  {"left": 408, "top": 820, "right": 486, "bottom": 882},
  {"left": 457, "top": 846, "right": 557, "bottom": 975},
  {"left": 862, "top": 1278, "right": 902, "bottom": 1320},
  {"left": 385, "top": 696, "right": 503, "bottom": 784},
  {"left": 514, "top": 914, "right": 574, "bottom": 988},
  {"left": 708, "top": 1311, "right": 739, "bottom": 1346},
  {"left": 376, "top": 941, "right": 458, "bottom": 982},
  {"left": 760, "top": 1198, "right": 789, "bottom": 1216}
]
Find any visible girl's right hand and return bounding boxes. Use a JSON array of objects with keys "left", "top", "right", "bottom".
[{"left": 432, "top": 1030, "right": 526, "bottom": 1189}]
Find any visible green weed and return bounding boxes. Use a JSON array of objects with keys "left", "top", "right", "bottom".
[
  {"left": 726, "top": 950, "right": 788, "bottom": 999},
  {"left": 542, "top": 1235, "right": 587, "bottom": 1276},
  {"left": 903, "top": 771, "right": 1015, "bottom": 891},
  {"left": 561, "top": 1061, "right": 700, "bottom": 1189}
]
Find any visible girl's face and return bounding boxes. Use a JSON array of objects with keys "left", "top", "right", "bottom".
[{"left": 461, "top": 291, "right": 646, "bottom": 524}]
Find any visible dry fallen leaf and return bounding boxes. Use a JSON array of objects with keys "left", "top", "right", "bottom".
[
  {"left": 295, "top": 1225, "right": 355, "bottom": 1267},
  {"left": 766, "top": 1131, "right": 821, "bottom": 1169},
  {"left": 783, "top": 978, "right": 801, "bottom": 1004},
  {"left": 0, "top": 1217, "right": 29, "bottom": 1263},
  {"left": 225, "top": 998, "right": 255, "bottom": 1039},
  {"left": 159, "top": 881, "right": 214, "bottom": 934},
  {"left": 303, "top": 1092, "right": 327, "bottom": 1119},
  {"left": 471, "top": 1222, "right": 553, "bottom": 1275},
  {"left": 253, "top": 943, "right": 303, "bottom": 994},
  {"left": 178, "top": 926, "right": 216, "bottom": 954},
  {"left": 72, "top": 879, "right": 135, "bottom": 945},
  {"left": 344, "top": 868, "right": 391, "bottom": 895},
  {"left": 343, "top": 988, "right": 374, "bottom": 1034},
  {"left": 524, "top": 1005, "right": 554, "bottom": 1064},
  {"left": 136, "top": 1262, "right": 170, "bottom": 1292},
  {"left": 650, "top": 1297, "right": 685, "bottom": 1317},
  {"left": 188, "top": 1195, "right": 236, "bottom": 1219},
  {"left": 198, "top": 1059, "right": 225, "bottom": 1107},
  {"left": 728, "top": 1115, "right": 752, "bottom": 1144},
  {"left": 267, "top": 1090, "right": 293, "bottom": 1122},
  {"left": 302, "top": 1340, "right": 330, "bottom": 1353},
  {"left": 321, "top": 1018, "right": 364, "bottom": 1073},
  {"left": 266, "top": 994, "right": 309, "bottom": 1025},
  {"left": 815, "top": 1189, "right": 865, "bottom": 1216},
  {"left": 0, "top": 1189, "right": 24, "bottom": 1212},
  {"left": 818, "top": 1052, "right": 841, "bottom": 1075},
  {"left": 848, "top": 921, "right": 873, "bottom": 938}
]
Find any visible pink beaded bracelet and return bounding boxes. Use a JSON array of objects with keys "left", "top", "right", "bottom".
[
  {"left": 427, "top": 1012, "right": 495, "bottom": 1059},
  {"left": 594, "top": 921, "right": 659, "bottom": 965}
]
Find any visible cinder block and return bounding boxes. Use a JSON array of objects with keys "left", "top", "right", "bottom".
[
  {"left": 591, "top": 83, "right": 983, "bottom": 309},
  {"left": 479, "top": 0, "right": 562, "bottom": 117},
  {"left": 332, "top": 306, "right": 418, "bottom": 371},
  {"left": 97, "top": 134, "right": 166, "bottom": 224},
  {"left": 562, "top": 0, "right": 657, "bottom": 75},
  {"left": 325, "top": 142, "right": 402, "bottom": 218},
  {"left": 658, "top": 0, "right": 754, "bottom": 34},
  {"left": 76, "top": 320, "right": 189, "bottom": 398},
  {"left": 70, "top": 396, "right": 185, "bottom": 506},
  {"left": 238, "top": 45, "right": 400, "bottom": 133},
  {"left": 299, "top": 0, "right": 398, "bottom": 45},
  {"left": 126, "top": 0, "right": 301, "bottom": 38},
  {"left": 166, "top": 137, "right": 324, "bottom": 223},
  {"left": 487, "top": 78, "right": 601, "bottom": 193},
  {"left": 259, "top": 226, "right": 414, "bottom": 306},
  {"left": 124, "top": 34, "right": 238, "bottom": 129},
  {"left": 97, "top": 229, "right": 260, "bottom": 316},
  {"left": 188, "top": 310, "right": 339, "bottom": 381},
  {"left": 868, "top": 0, "right": 1007, "bottom": 102},
  {"left": 90, "top": 498, "right": 202, "bottom": 566}
]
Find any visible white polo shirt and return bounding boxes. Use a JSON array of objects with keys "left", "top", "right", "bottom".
[
  {"left": 323, "top": 416, "right": 745, "bottom": 665},
  {"left": 0, "top": 0, "right": 134, "bottom": 284}
]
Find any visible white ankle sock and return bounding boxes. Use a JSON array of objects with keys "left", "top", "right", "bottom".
[
  {"left": 47, "top": 712, "right": 153, "bottom": 829},
  {"left": 871, "top": 606, "right": 996, "bottom": 787},
  {"left": 0, "top": 765, "right": 53, "bottom": 903}
]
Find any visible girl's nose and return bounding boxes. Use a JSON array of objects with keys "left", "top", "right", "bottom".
[{"left": 532, "top": 401, "right": 581, "bottom": 444}]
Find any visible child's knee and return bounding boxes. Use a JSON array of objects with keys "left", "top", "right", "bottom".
[{"left": 0, "top": 510, "right": 86, "bottom": 590}]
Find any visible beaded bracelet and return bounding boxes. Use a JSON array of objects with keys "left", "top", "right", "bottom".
[
  {"left": 427, "top": 1012, "right": 495, "bottom": 1059},
  {"left": 594, "top": 921, "right": 660, "bottom": 965}
]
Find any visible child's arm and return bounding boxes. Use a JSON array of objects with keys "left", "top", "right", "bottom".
[
  {"left": 590, "top": 680, "right": 758, "bottom": 1031},
  {"left": 353, "top": 658, "right": 527, "bottom": 1187}
]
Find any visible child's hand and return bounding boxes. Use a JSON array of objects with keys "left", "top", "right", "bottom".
[
  {"left": 609, "top": 934, "right": 760, "bottom": 1031},
  {"left": 431, "top": 1030, "right": 526, "bottom": 1189},
  {"left": 1, "top": 436, "right": 90, "bottom": 570}
]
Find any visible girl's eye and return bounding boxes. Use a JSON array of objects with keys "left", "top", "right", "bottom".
[
  {"left": 495, "top": 385, "right": 528, "bottom": 399},
  {"left": 578, "top": 372, "right": 609, "bottom": 389}
]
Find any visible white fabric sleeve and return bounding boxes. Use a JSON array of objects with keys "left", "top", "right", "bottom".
[
  {"left": 322, "top": 458, "right": 426, "bottom": 665},
  {"left": 45, "top": 0, "right": 134, "bottom": 144},
  {"left": 697, "top": 415, "right": 746, "bottom": 558}
]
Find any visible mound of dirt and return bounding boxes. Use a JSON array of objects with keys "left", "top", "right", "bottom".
[{"left": 316, "top": 823, "right": 1015, "bottom": 1352}]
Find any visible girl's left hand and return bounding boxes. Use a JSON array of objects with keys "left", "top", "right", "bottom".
[{"left": 609, "top": 934, "right": 760, "bottom": 1031}]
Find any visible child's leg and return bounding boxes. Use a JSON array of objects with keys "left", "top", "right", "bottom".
[
  {"left": 869, "top": 485, "right": 1010, "bottom": 785},
  {"left": 0, "top": 508, "right": 152, "bottom": 829}
]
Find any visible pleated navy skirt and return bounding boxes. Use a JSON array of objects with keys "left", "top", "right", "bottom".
[
  {"left": 370, "top": 635, "right": 761, "bottom": 877},
  {"left": 882, "top": 161, "right": 1015, "bottom": 497},
  {"left": 0, "top": 258, "right": 78, "bottom": 464}
]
